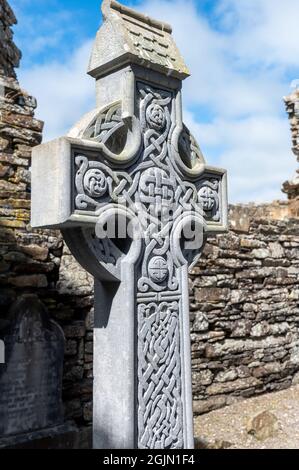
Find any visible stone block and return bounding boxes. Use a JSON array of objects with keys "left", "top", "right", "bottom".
[
  {"left": 246, "top": 411, "right": 279, "bottom": 441},
  {"left": 63, "top": 322, "right": 86, "bottom": 339},
  {"left": 195, "top": 287, "right": 230, "bottom": 302},
  {"left": 193, "top": 396, "right": 227, "bottom": 415},
  {"left": 19, "top": 245, "right": 49, "bottom": 261},
  {"left": 8, "top": 274, "right": 48, "bottom": 288},
  {"left": 206, "top": 377, "right": 262, "bottom": 396}
]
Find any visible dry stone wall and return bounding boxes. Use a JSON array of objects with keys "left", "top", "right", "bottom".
[
  {"left": 39, "top": 214, "right": 299, "bottom": 424},
  {"left": 56, "top": 203, "right": 299, "bottom": 419},
  {"left": 190, "top": 204, "right": 299, "bottom": 415}
]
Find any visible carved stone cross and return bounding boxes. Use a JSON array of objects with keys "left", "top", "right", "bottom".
[{"left": 31, "top": 0, "right": 227, "bottom": 450}]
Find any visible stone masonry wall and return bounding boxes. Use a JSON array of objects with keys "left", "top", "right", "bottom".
[
  {"left": 56, "top": 202, "right": 299, "bottom": 419},
  {"left": 40, "top": 214, "right": 299, "bottom": 426},
  {"left": 0, "top": 0, "right": 93, "bottom": 443},
  {"left": 0, "top": 0, "right": 20, "bottom": 78},
  {"left": 190, "top": 203, "right": 299, "bottom": 415}
]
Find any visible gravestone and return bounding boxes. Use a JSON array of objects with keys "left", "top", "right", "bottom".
[
  {"left": 0, "top": 295, "right": 73, "bottom": 448},
  {"left": 31, "top": 0, "right": 228, "bottom": 449}
]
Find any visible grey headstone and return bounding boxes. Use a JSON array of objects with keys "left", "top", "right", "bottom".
[{"left": 0, "top": 295, "right": 65, "bottom": 437}]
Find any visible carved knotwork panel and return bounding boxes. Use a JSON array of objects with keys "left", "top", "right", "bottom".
[
  {"left": 83, "top": 102, "right": 123, "bottom": 143},
  {"left": 71, "top": 81, "right": 225, "bottom": 449},
  {"left": 137, "top": 301, "right": 183, "bottom": 449},
  {"left": 74, "top": 89, "right": 223, "bottom": 221},
  {"left": 197, "top": 177, "right": 221, "bottom": 222}
]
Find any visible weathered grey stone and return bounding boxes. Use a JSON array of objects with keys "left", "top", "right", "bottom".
[
  {"left": 292, "top": 371, "right": 299, "bottom": 385},
  {"left": 65, "top": 340, "right": 77, "bottom": 356},
  {"left": 193, "top": 396, "right": 227, "bottom": 415},
  {"left": 205, "top": 336, "right": 291, "bottom": 358},
  {"left": 240, "top": 238, "right": 266, "bottom": 249},
  {"left": 63, "top": 322, "right": 86, "bottom": 339},
  {"left": 195, "top": 288, "right": 230, "bottom": 302},
  {"left": 206, "top": 377, "right": 262, "bottom": 396},
  {"left": 19, "top": 245, "right": 49, "bottom": 261},
  {"left": 215, "top": 369, "right": 238, "bottom": 383},
  {"left": 192, "top": 313, "right": 209, "bottom": 332},
  {"left": 243, "top": 303, "right": 258, "bottom": 313},
  {"left": 193, "top": 370, "right": 213, "bottom": 386},
  {"left": 268, "top": 242, "right": 285, "bottom": 258},
  {"left": 195, "top": 437, "right": 233, "bottom": 449},
  {"left": 289, "top": 347, "right": 299, "bottom": 365},
  {"left": 64, "top": 365, "right": 84, "bottom": 382},
  {"left": 246, "top": 411, "right": 279, "bottom": 441},
  {"left": 9, "top": 0, "right": 295, "bottom": 449},
  {"left": 8, "top": 274, "right": 48, "bottom": 288},
  {"left": 252, "top": 362, "right": 283, "bottom": 378},
  {"left": 64, "top": 399, "right": 82, "bottom": 420},
  {"left": 83, "top": 402, "right": 93, "bottom": 422},
  {"left": 0, "top": 295, "right": 65, "bottom": 438},
  {"left": 57, "top": 246, "right": 94, "bottom": 296},
  {"left": 0, "top": 0, "right": 21, "bottom": 78},
  {"left": 88, "top": 0, "right": 190, "bottom": 81},
  {"left": 251, "top": 248, "right": 270, "bottom": 259},
  {"left": 31, "top": 0, "right": 228, "bottom": 450},
  {"left": 231, "top": 320, "right": 252, "bottom": 338},
  {"left": 250, "top": 322, "right": 270, "bottom": 338},
  {"left": 230, "top": 289, "right": 247, "bottom": 304},
  {"left": 283, "top": 91, "right": 299, "bottom": 200}
]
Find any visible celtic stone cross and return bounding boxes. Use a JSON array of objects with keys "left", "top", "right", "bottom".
[{"left": 31, "top": 0, "right": 227, "bottom": 449}]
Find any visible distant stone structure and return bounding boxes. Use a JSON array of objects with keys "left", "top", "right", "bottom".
[
  {"left": 0, "top": 0, "right": 299, "bottom": 449},
  {"left": 0, "top": 0, "right": 20, "bottom": 78},
  {"left": 283, "top": 91, "right": 299, "bottom": 202}
]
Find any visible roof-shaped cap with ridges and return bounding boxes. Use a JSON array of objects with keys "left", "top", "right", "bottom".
[
  {"left": 88, "top": 0, "right": 190, "bottom": 80},
  {"left": 0, "top": 0, "right": 21, "bottom": 78}
]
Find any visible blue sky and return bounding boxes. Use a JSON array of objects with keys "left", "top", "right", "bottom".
[{"left": 10, "top": 0, "right": 299, "bottom": 203}]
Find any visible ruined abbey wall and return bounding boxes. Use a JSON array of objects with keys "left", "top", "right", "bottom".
[
  {"left": 0, "top": 0, "right": 299, "bottom": 437},
  {"left": 0, "top": 0, "right": 93, "bottom": 442},
  {"left": 283, "top": 90, "right": 299, "bottom": 201},
  {"left": 191, "top": 203, "right": 299, "bottom": 414}
]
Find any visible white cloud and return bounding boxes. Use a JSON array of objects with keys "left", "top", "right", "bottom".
[
  {"left": 17, "top": 0, "right": 298, "bottom": 203},
  {"left": 19, "top": 41, "right": 94, "bottom": 141},
  {"left": 185, "top": 111, "right": 292, "bottom": 202},
  {"left": 137, "top": 0, "right": 298, "bottom": 202},
  {"left": 216, "top": 0, "right": 299, "bottom": 68}
]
